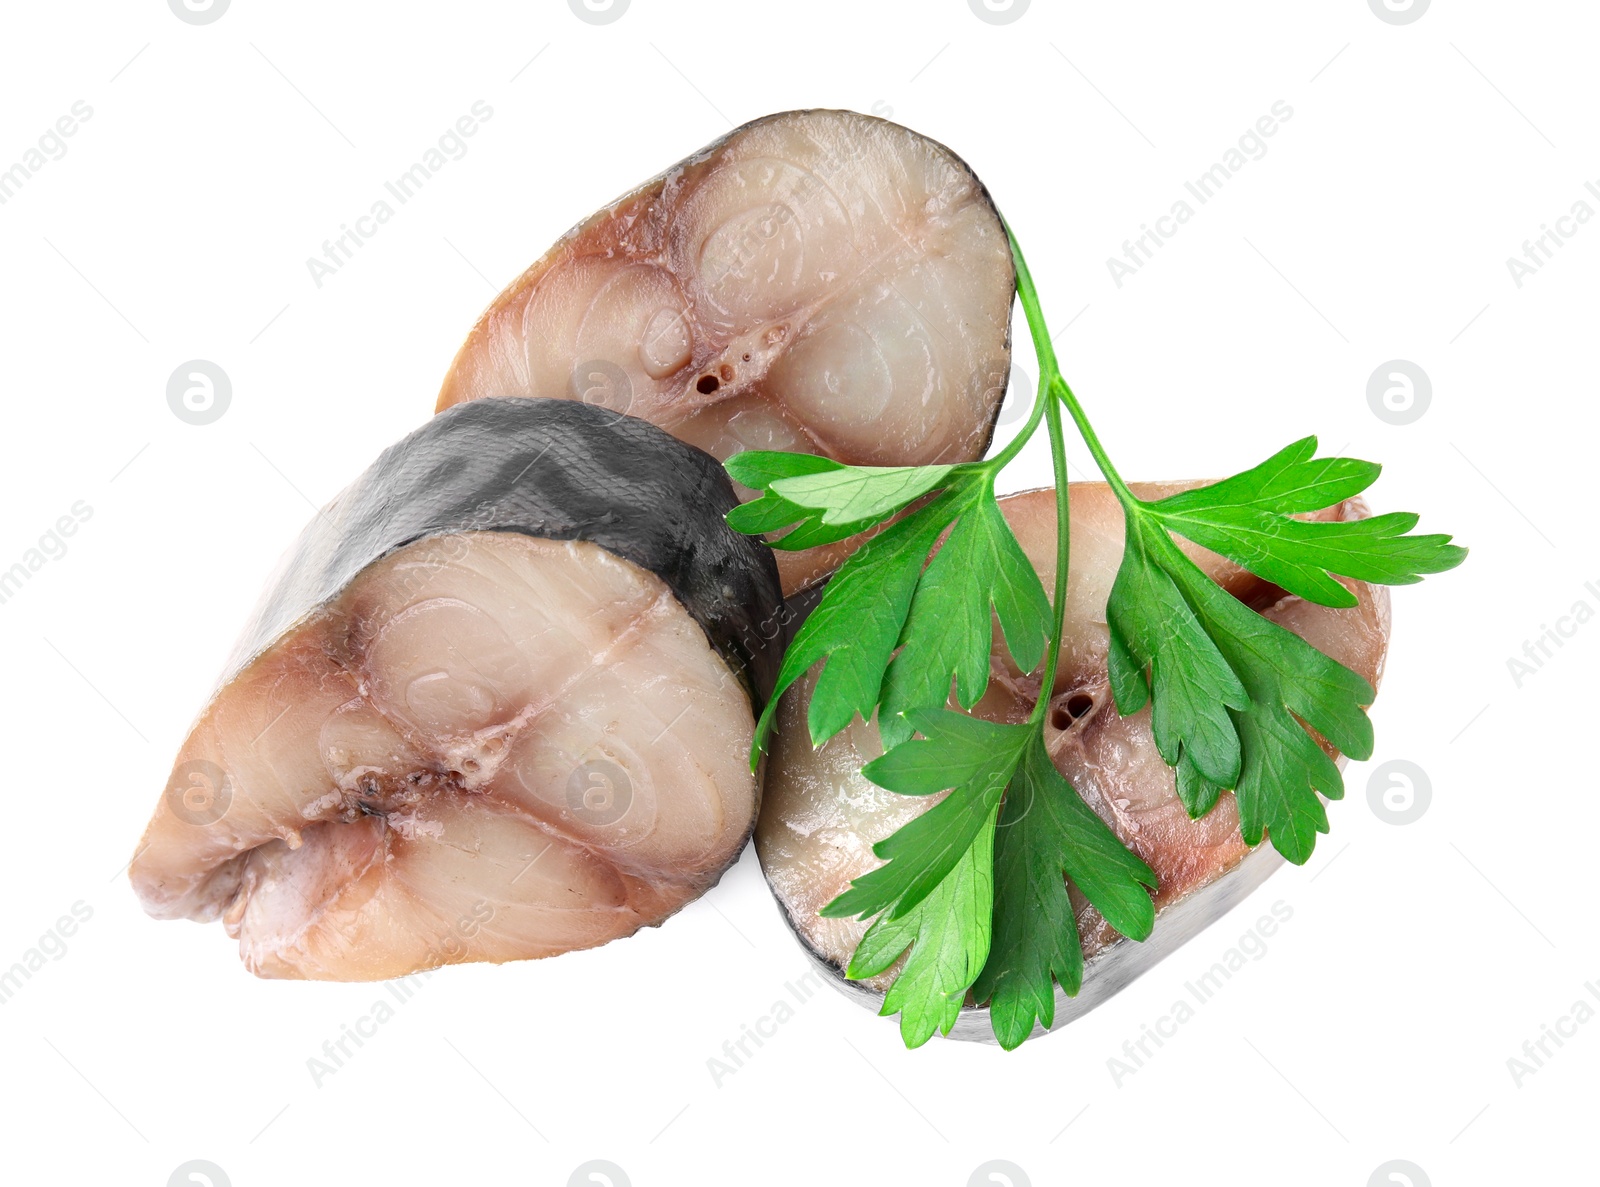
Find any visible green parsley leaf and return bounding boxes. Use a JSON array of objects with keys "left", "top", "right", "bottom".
[
  {"left": 733, "top": 464, "right": 1049, "bottom": 761},
  {"left": 846, "top": 814, "right": 997, "bottom": 1048},
  {"left": 750, "top": 495, "right": 957, "bottom": 757},
  {"left": 1104, "top": 435, "right": 1462, "bottom": 864},
  {"left": 878, "top": 484, "right": 1051, "bottom": 749},
  {"left": 771, "top": 463, "right": 955, "bottom": 526},
  {"left": 1106, "top": 514, "right": 1248, "bottom": 789},
  {"left": 1166, "top": 561, "right": 1377, "bottom": 863},
  {"left": 1146, "top": 437, "right": 1467, "bottom": 608},
  {"left": 822, "top": 711, "right": 1032, "bottom": 921},
  {"left": 723, "top": 451, "right": 845, "bottom": 488},
  {"left": 724, "top": 453, "right": 953, "bottom": 551},
  {"left": 724, "top": 453, "right": 875, "bottom": 550},
  {"left": 974, "top": 734, "right": 1157, "bottom": 1049}
]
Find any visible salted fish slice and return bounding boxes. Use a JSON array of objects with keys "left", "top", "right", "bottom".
[
  {"left": 437, "top": 108, "right": 1016, "bottom": 596},
  {"left": 131, "top": 398, "right": 782, "bottom": 980},
  {"left": 755, "top": 483, "right": 1390, "bottom": 1042}
]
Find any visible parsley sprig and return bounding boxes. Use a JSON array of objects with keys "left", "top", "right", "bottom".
[{"left": 725, "top": 225, "right": 1465, "bottom": 1049}]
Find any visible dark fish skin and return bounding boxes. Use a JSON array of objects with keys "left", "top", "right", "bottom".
[{"left": 232, "top": 397, "right": 784, "bottom": 709}]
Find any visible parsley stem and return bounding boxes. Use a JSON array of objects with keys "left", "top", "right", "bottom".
[
  {"left": 984, "top": 343, "right": 1048, "bottom": 474},
  {"left": 1051, "top": 376, "right": 1138, "bottom": 508},
  {"left": 1005, "top": 224, "right": 1140, "bottom": 509},
  {"left": 1034, "top": 351, "right": 1072, "bottom": 727},
  {"left": 1001, "top": 222, "right": 1073, "bottom": 723},
  {"left": 983, "top": 371, "right": 1048, "bottom": 472},
  {"left": 1005, "top": 221, "right": 1062, "bottom": 393}
]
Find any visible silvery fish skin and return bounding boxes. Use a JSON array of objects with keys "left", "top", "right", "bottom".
[
  {"left": 131, "top": 398, "right": 783, "bottom": 981},
  {"left": 437, "top": 108, "right": 1015, "bottom": 596},
  {"left": 756, "top": 483, "right": 1390, "bottom": 1043}
]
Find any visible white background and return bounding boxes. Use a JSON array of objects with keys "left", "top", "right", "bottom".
[{"left": 0, "top": 2, "right": 1590, "bottom": 1184}]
